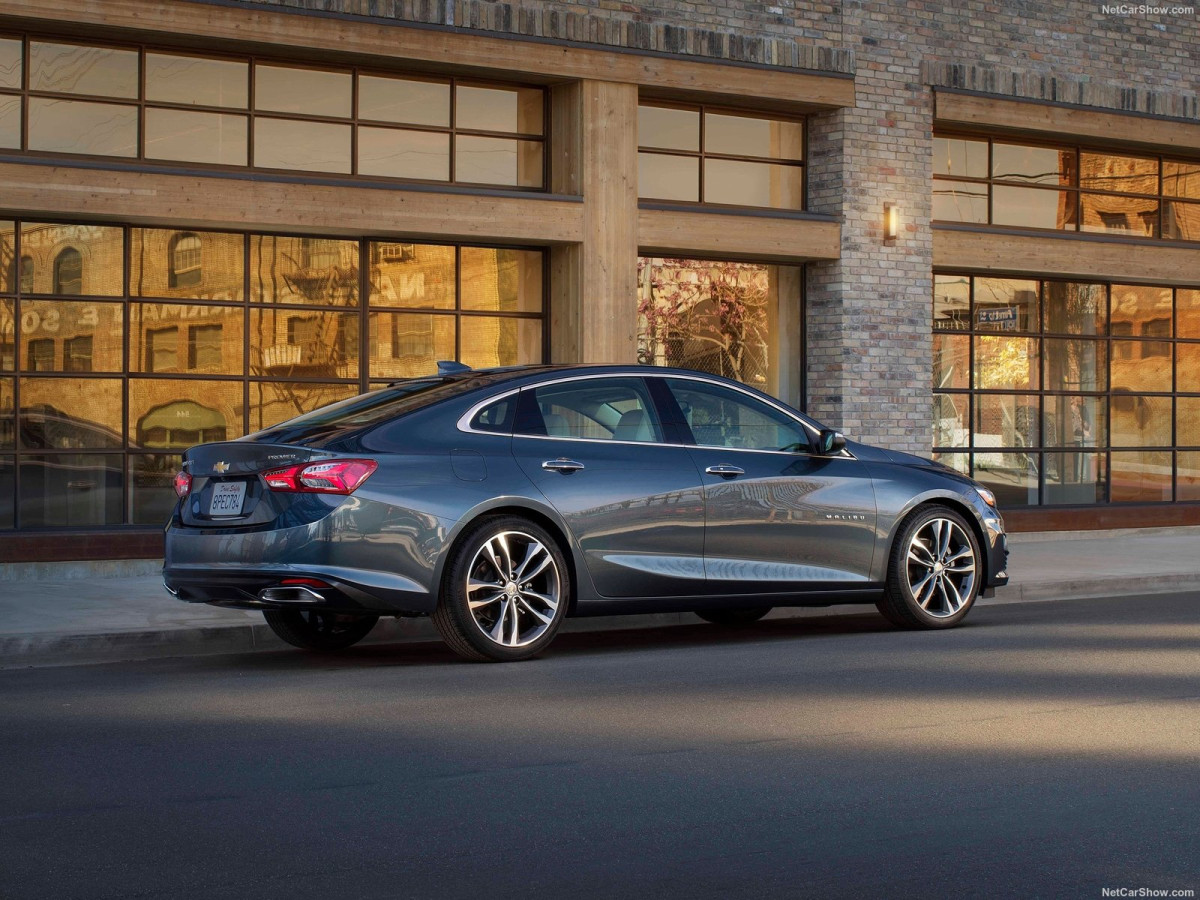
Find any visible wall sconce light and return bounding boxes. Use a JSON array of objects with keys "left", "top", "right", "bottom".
[{"left": 884, "top": 203, "right": 900, "bottom": 241}]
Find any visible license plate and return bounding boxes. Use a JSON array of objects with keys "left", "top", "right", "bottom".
[{"left": 208, "top": 481, "right": 247, "bottom": 517}]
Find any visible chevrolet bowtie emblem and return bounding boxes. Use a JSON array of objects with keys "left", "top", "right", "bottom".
[{"left": 214, "top": 461, "right": 230, "bottom": 474}]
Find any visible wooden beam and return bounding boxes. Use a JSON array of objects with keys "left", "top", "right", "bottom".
[
  {"left": 935, "top": 90, "right": 1200, "bottom": 155},
  {"left": 0, "top": 162, "right": 583, "bottom": 243},
  {"left": 934, "top": 227, "right": 1200, "bottom": 286},
  {"left": 0, "top": 0, "right": 855, "bottom": 110},
  {"left": 638, "top": 208, "right": 841, "bottom": 262}
]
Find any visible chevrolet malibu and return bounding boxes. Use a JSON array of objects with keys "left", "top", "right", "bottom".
[{"left": 164, "top": 365, "right": 1009, "bottom": 662}]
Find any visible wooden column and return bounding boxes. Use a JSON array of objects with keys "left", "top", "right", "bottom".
[{"left": 549, "top": 79, "right": 639, "bottom": 364}]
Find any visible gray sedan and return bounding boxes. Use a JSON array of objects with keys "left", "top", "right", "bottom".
[{"left": 164, "top": 365, "right": 1009, "bottom": 661}]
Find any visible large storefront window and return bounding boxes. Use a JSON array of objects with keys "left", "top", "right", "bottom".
[
  {"left": 637, "top": 257, "right": 800, "bottom": 397},
  {"left": 933, "top": 273, "right": 1199, "bottom": 506},
  {"left": 0, "top": 220, "right": 545, "bottom": 530},
  {"left": 0, "top": 33, "right": 546, "bottom": 188},
  {"left": 933, "top": 133, "right": 1200, "bottom": 241}
]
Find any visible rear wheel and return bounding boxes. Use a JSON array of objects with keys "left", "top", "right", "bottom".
[
  {"left": 262, "top": 609, "right": 379, "bottom": 651},
  {"left": 695, "top": 607, "right": 772, "bottom": 626},
  {"left": 432, "top": 516, "right": 570, "bottom": 662},
  {"left": 877, "top": 506, "right": 980, "bottom": 629}
]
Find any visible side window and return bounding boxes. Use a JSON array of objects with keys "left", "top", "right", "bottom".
[
  {"left": 665, "top": 378, "right": 810, "bottom": 452},
  {"left": 470, "top": 395, "right": 516, "bottom": 434},
  {"left": 518, "top": 377, "right": 664, "bottom": 443}
]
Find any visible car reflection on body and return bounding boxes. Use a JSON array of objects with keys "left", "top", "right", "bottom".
[{"left": 163, "top": 364, "right": 1009, "bottom": 662}]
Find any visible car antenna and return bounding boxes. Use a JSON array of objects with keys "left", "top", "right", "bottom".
[{"left": 436, "top": 360, "right": 473, "bottom": 376}]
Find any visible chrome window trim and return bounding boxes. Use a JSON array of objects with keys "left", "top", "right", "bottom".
[{"left": 455, "top": 371, "right": 856, "bottom": 460}]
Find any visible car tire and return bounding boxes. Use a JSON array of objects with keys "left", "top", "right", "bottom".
[
  {"left": 695, "top": 607, "right": 772, "bottom": 626},
  {"left": 877, "top": 505, "right": 981, "bottom": 629},
  {"left": 432, "top": 516, "right": 571, "bottom": 662},
  {"left": 262, "top": 609, "right": 379, "bottom": 651}
]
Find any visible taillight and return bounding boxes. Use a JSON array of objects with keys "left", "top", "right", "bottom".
[
  {"left": 173, "top": 471, "right": 192, "bottom": 498},
  {"left": 262, "top": 459, "right": 378, "bottom": 495}
]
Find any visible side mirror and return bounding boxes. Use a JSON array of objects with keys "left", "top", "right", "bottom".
[{"left": 818, "top": 429, "right": 846, "bottom": 455}]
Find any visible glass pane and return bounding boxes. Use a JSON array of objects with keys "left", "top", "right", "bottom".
[
  {"left": 1044, "top": 452, "right": 1105, "bottom": 505},
  {"left": 704, "top": 159, "right": 802, "bottom": 209},
  {"left": 638, "top": 105, "right": 699, "bottom": 152},
  {"left": 531, "top": 377, "right": 664, "bottom": 443},
  {"left": 28, "top": 98, "right": 137, "bottom": 157},
  {"left": 1163, "top": 160, "right": 1200, "bottom": 200},
  {"left": 253, "top": 118, "right": 351, "bottom": 174},
  {"left": 249, "top": 235, "right": 359, "bottom": 307},
  {"left": 19, "top": 453, "right": 123, "bottom": 526},
  {"left": 1044, "top": 338, "right": 1106, "bottom": 392},
  {"left": 932, "top": 392, "right": 968, "bottom": 449},
  {"left": 0, "top": 95, "right": 19, "bottom": 149},
  {"left": 20, "top": 300, "right": 123, "bottom": 372},
  {"left": 933, "top": 274, "right": 970, "bottom": 330},
  {"left": 0, "top": 455, "right": 11, "bottom": 527},
  {"left": 367, "top": 242, "right": 454, "bottom": 309},
  {"left": 29, "top": 42, "right": 137, "bottom": 98},
  {"left": 1079, "top": 151, "right": 1158, "bottom": 193},
  {"left": 254, "top": 65, "right": 350, "bottom": 118},
  {"left": 0, "top": 377, "right": 12, "bottom": 447},
  {"left": 1178, "top": 344, "right": 1200, "bottom": 393},
  {"left": 1044, "top": 281, "right": 1106, "bottom": 335},
  {"left": 975, "top": 394, "right": 1038, "bottom": 447},
  {"left": 1080, "top": 193, "right": 1158, "bottom": 237},
  {"left": 931, "top": 451, "right": 969, "bottom": 476},
  {"left": 971, "top": 450, "right": 1037, "bottom": 507},
  {"left": 974, "top": 336, "right": 1038, "bottom": 390},
  {"left": 1177, "top": 397, "right": 1200, "bottom": 445},
  {"left": 1111, "top": 342, "right": 1171, "bottom": 390},
  {"left": 1110, "top": 394, "right": 1171, "bottom": 446},
  {"left": 1178, "top": 290, "right": 1200, "bottom": 339},
  {"left": 19, "top": 377, "right": 122, "bottom": 449},
  {"left": 638, "top": 152, "right": 699, "bottom": 202},
  {"left": 0, "top": 37, "right": 19, "bottom": 90},
  {"left": 0, "top": 299, "right": 11, "bottom": 370},
  {"left": 145, "top": 54, "right": 248, "bottom": 108},
  {"left": 1111, "top": 450, "right": 1171, "bottom": 502},
  {"left": 704, "top": 112, "right": 802, "bottom": 161},
  {"left": 131, "top": 305, "right": 244, "bottom": 375},
  {"left": 931, "top": 180, "right": 988, "bottom": 223},
  {"left": 129, "top": 453, "right": 181, "bottom": 525},
  {"left": 0, "top": 221, "right": 12, "bottom": 293},
  {"left": 144, "top": 108, "right": 248, "bottom": 166},
  {"left": 932, "top": 332, "right": 968, "bottom": 390},
  {"left": 131, "top": 228, "right": 245, "bottom": 301},
  {"left": 460, "top": 315, "right": 542, "bottom": 369},
  {"left": 992, "top": 144, "right": 1074, "bottom": 185},
  {"left": 358, "top": 127, "right": 449, "bottom": 181},
  {"left": 638, "top": 258, "right": 773, "bottom": 386},
  {"left": 992, "top": 185, "right": 1076, "bottom": 230},
  {"left": 1044, "top": 395, "right": 1105, "bottom": 448},
  {"left": 456, "top": 85, "right": 543, "bottom": 135},
  {"left": 1162, "top": 201, "right": 1200, "bottom": 241},
  {"left": 358, "top": 75, "right": 449, "bottom": 126},
  {"left": 665, "top": 377, "right": 805, "bottom": 451},
  {"left": 461, "top": 248, "right": 542, "bottom": 312},
  {"left": 21, "top": 223, "right": 124, "bottom": 296},
  {"left": 1178, "top": 451, "right": 1200, "bottom": 501},
  {"left": 129, "top": 379, "right": 244, "bottom": 448},
  {"left": 249, "top": 310, "right": 360, "bottom": 379},
  {"left": 455, "top": 135, "right": 542, "bottom": 187},
  {"left": 248, "top": 381, "right": 359, "bottom": 432},
  {"left": 368, "top": 312, "right": 454, "bottom": 379},
  {"left": 933, "top": 137, "right": 987, "bottom": 179},
  {"left": 974, "top": 277, "right": 1038, "bottom": 332}
]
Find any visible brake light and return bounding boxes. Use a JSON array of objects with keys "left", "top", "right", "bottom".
[
  {"left": 173, "top": 471, "right": 192, "bottom": 498},
  {"left": 262, "top": 459, "right": 378, "bottom": 494}
]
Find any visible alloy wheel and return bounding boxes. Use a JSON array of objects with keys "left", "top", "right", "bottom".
[
  {"left": 905, "top": 517, "right": 976, "bottom": 618},
  {"left": 465, "top": 531, "right": 562, "bottom": 648}
]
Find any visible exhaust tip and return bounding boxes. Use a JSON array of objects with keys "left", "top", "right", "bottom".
[{"left": 259, "top": 585, "right": 325, "bottom": 604}]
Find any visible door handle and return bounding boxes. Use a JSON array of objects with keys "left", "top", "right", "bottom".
[
  {"left": 705, "top": 464, "right": 745, "bottom": 478},
  {"left": 542, "top": 458, "right": 585, "bottom": 473}
]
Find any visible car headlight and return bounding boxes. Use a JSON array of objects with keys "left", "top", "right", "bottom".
[{"left": 975, "top": 486, "right": 997, "bottom": 508}]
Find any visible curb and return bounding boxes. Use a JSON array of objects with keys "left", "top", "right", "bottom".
[{"left": 3, "top": 575, "right": 1198, "bottom": 668}]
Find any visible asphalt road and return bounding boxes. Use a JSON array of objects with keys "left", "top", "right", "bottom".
[{"left": 2, "top": 594, "right": 1198, "bottom": 900}]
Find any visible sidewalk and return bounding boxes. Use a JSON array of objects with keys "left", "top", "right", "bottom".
[{"left": 2, "top": 527, "right": 1199, "bottom": 667}]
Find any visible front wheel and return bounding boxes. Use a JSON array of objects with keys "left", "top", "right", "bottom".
[
  {"left": 432, "top": 516, "right": 570, "bottom": 662},
  {"left": 695, "top": 607, "right": 772, "bottom": 627},
  {"left": 263, "top": 609, "right": 379, "bottom": 651},
  {"left": 877, "top": 506, "right": 981, "bottom": 629}
]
